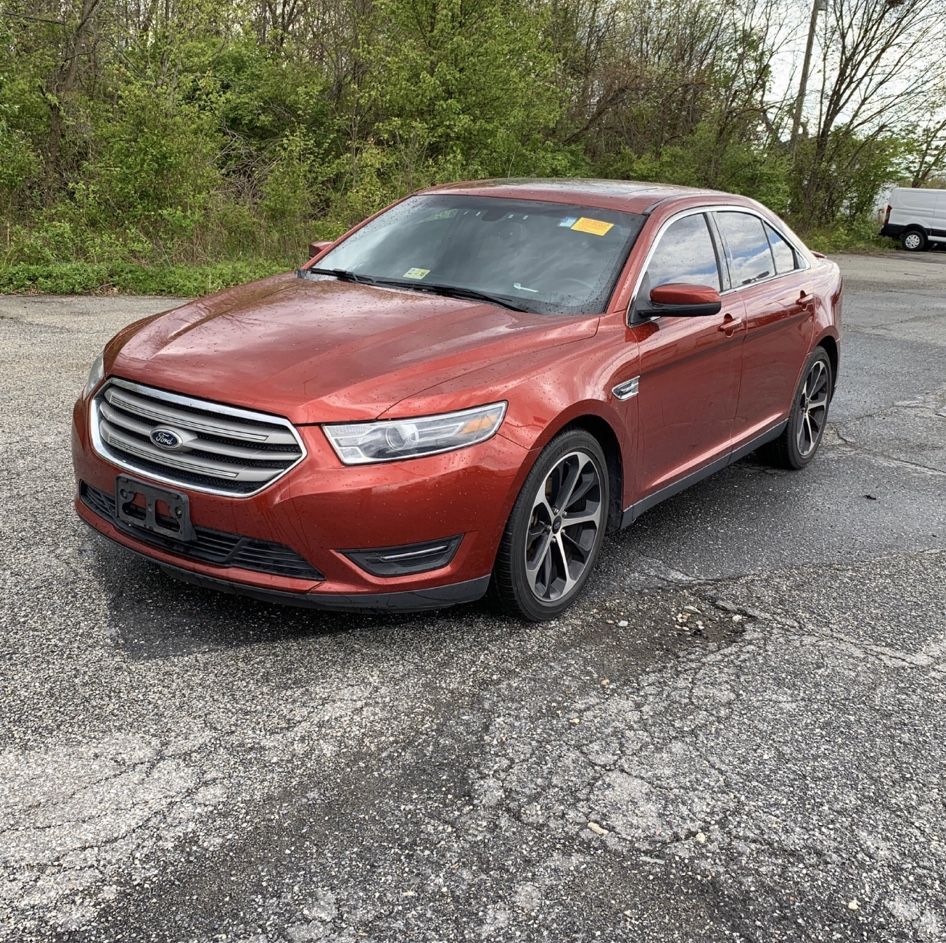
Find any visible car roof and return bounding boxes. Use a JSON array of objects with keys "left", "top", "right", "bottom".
[{"left": 420, "top": 178, "right": 732, "bottom": 214}]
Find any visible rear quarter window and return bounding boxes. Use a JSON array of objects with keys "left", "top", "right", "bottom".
[
  {"left": 715, "top": 212, "right": 775, "bottom": 287},
  {"left": 765, "top": 223, "right": 799, "bottom": 275}
]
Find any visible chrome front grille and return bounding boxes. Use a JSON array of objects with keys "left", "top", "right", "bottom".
[{"left": 91, "top": 379, "right": 306, "bottom": 496}]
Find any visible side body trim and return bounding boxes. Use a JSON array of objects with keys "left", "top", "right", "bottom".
[
  {"left": 612, "top": 377, "right": 640, "bottom": 400},
  {"left": 620, "top": 420, "right": 788, "bottom": 528}
]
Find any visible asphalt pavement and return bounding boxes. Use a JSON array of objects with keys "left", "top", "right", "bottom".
[{"left": 0, "top": 251, "right": 944, "bottom": 942}]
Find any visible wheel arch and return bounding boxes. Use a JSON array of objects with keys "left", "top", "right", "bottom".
[
  {"left": 815, "top": 333, "right": 839, "bottom": 396},
  {"left": 554, "top": 414, "right": 625, "bottom": 534},
  {"left": 901, "top": 225, "right": 928, "bottom": 250}
]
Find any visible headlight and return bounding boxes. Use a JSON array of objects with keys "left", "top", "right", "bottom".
[
  {"left": 323, "top": 402, "right": 507, "bottom": 464},
  {"left": 84, "top": 352, "right": 105, "bottom": 397}
]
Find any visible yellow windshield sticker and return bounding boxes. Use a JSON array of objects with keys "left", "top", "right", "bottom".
[
  {"left": 571, "top": 217, "right": 614, "bottom": 236},
  {"left": 403, "top": 267, "right": 430, "bottom": 279}
]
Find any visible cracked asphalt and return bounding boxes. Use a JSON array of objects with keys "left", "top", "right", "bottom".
[{"left": 1, "top": 251, "right": 944, "bottom": 942}]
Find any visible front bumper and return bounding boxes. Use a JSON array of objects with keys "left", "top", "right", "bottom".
[{"left": 72, "top": 393, "right": 532, "bottom": 611}]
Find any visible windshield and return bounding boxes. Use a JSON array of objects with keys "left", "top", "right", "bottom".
[{"left": 307, "top": 194, "right": 645, "bottom": 315}]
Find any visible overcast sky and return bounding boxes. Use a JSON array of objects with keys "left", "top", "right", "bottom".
[
  {"left": 770, "top": 2, "right": 809, "bottom": 106},
  {"left": 765, "top": 0, "right": 944, "bottom": 132}
]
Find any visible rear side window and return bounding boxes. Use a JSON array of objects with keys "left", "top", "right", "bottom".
[
  {"left": 715, "top": 212, "right": 775, "bottom": 287},
  {"left": 643, "top": 214, "right": 721, "bottom": 299},
  {"left": 765, "top": 223, "right": 798, "bottom": 275}
]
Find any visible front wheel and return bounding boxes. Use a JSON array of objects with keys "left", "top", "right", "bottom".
[
  {"left": 492, "top": 429, "right": 609, "bottom": 621},
  {"left": 761, "top": 348, "right": 833, "bottom": 470}
]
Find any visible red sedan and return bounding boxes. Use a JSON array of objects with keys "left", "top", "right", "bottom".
[{"left": 72, "top": 179, "right": 842, "bottom": 620}]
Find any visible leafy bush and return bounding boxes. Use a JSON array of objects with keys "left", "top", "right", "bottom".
[
  {"left": 81, "top": 87, "right": 222, "bottom": 258},
  {"left": 804, "top": 218, "right": 889, "bottom": 255},
  {"left": 0, "top": 260, "right": 287, "bottom": 296},
  {"left": 363, "top": 0, "right": 570, "bottom": 183},
  {"left": 1, "top": 0, "right": 908, "bottom": 297},
  {"left": 604, "top": 124, "right": 792, "bottom": 214}
]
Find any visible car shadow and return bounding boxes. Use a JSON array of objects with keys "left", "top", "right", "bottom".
[
  {"left": 85, "top": 455, "right": 792, "bottom": 663},
  {"left": 86, "top": 537, "right": 501, "bottom": 661}
]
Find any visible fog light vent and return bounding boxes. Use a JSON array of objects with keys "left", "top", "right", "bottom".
[{"left": 344, "top": 536, "right": 462, "bottom": 577}]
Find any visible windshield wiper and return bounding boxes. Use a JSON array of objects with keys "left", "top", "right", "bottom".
[
  {"left": 304, "top": 268, "right": 529, "bottom": 312},
  {"left": 379, "top": 280, "right": 529, "bottom": 312},
  {"left": 306, "top": 267, "right": 376, "bottom": 284}
]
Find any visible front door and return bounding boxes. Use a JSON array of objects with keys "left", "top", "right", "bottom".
[{"left": 628, "top": 211, "right": 746, "bottom": 498}]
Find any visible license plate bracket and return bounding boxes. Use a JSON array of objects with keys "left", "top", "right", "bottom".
[{"left": 115, "top": 475, "right": 195, "bottom": 543}]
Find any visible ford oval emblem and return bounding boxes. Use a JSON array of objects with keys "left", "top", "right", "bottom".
[{"left": 150, "top": 427, "right": 184, "bottom": 450}]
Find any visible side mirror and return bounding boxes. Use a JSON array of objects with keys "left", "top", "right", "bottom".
[
  {"left": 307, "top": 240, "right": 333, "bottom": 260},
  {"left": 639, "top": 282, "right": 722, "bottom": 318}
]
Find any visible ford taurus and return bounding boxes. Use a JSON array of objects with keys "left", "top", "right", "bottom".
[{"left": 72, "top": 179, "right": 842, "bottom": 620}]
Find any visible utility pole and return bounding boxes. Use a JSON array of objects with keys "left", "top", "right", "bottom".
[
  {"left": 790, "top": 0, "right": 904, "bottom": 150},
  {"left": 790, "top": 0, "right": 826, "bottom": 151}
]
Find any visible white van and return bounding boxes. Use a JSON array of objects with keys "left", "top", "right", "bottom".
[{"left": 880, "top": 187, "right": 946, "bottom": 251}]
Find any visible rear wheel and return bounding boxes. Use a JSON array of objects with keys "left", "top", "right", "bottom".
[
  {"left": 761, "top": 348, "right": 833, "bottom": 470},
  {"left": 492, "top": 429, "right": 609, "bottom": 621},
  {"left": 901, "top": 229, "right": 927, "bottom": 251}
]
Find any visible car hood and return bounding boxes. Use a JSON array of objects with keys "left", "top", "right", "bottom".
[{"left": 108, "top": 273, "right": 600, "bottom": 423}]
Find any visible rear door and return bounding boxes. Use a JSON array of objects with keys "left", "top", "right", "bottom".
[
  {"left": 713, "top": 211, "right": 815, "bottom": 446},
  {"left": 629, "top": 211, "right": 746, "bottom": 497}
]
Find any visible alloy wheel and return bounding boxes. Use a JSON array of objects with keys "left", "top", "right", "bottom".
[
  {"left": 904, "top": 232, "right": 922, "bottom": 250},
  {"left": 524, "top": 450, "right": 603, "bottom": 602},
  {"left": 796, "top": 359, "right": 829, "bottom": 458}
]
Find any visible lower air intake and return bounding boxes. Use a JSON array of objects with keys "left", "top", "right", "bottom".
[{"left": 80, "top": 482, "right": 322, "bottom": 581}]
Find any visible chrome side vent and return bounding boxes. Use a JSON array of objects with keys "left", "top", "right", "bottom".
[
  {"left": 611, "top": 376, "right": 639, "bottom": 400},
  {"left": 91, "top": 379, "right": 305, "bottom": 496}
]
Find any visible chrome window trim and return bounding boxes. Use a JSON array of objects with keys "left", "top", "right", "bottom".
[
  {"left": 89, "top": 378, "right": 307, "bottom": 498},
  {"left": 626, "top": 205, "right": 811, "bottom": 325}
]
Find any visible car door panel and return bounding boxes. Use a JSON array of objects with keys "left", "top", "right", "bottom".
[
  {"left": 631, "top": 300, "right": 746, "bottom": 495},
  {"left": 626, "top": 212, "right": 746, "bottom": 499},
  {"left": 713, "top": 211, "right": 817, "bottom": 445},
  {"left": 734, "top": 278, "right": 815, "bottom": 442}
]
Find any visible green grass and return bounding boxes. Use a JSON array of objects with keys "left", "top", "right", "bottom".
[
  {"left": 0, "top": 259, "right": 290, "bottom": 296},
  {"left": 801, "top": 222, "right": 891, "bottom": 255}
]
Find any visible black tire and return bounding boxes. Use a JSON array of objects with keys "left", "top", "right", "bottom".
[
  {"left": 761, "top": 347, "right": 833, "bottom": 470},
  {"left": 901, "top": 228, "right": 927, "bottom": 252},
  {"left": 492, "top": 429, "right": 609, "bottom": 621}
]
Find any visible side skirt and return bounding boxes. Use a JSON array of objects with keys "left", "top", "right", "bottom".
[{"left": 620, "top": 421, "right": 788, "bottom": 529}]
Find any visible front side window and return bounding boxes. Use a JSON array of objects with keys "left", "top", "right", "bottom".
[
  {"left": 308, "top": 195, "right": 645, "bottom": 315},
  {"left": 765, "top": 223, "right": 798, "bottom": 275},
  {"left": 640, "top": 214, "right": 721, "bottom": 303},
  {"left": 715, "top": 212, "right": 775, "bottom": 287}
]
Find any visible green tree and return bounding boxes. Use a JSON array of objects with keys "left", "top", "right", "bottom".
[{"left": 359, "top": 0, "right": 576, "bottom": 188}]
